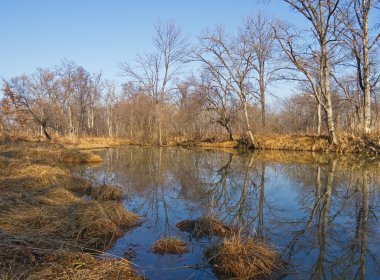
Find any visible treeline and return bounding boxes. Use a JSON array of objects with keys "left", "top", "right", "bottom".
[{"left": 1, "top": 0, "right": 380, "bottom": 145}]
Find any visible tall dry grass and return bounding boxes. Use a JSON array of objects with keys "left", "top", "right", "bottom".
[
  {"left": 0, "top": 142, "right": 141, "bottom": 279},
  {"left": 151, "top": 237, "right": 188, "bottom": 255},
  {"left": 205, "top": 235, "right": 283, "bottom": 280}
]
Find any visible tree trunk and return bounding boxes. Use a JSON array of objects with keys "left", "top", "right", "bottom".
[
  {"left": 363, "top": 15, "right": 371, "bottom": 134},
  {"left": 260, "top": 73, "right": 266, "bottom": 130},
  {"left": 226, "top": 125, "right": 233, "bottom": 141},
  {"left": 317, "top": 103, "right": 321, "bottom": 136},
  {"left": 107, "top": 108, "right": 112, "bottom": 137},
  {"left": 156, "top": 103, "right": 163, "bottom": 146},
  {"left": 322, "top": 45, "right": 337, "bottom": 145},
  {"left": 43, "top": 125, "right": 51, "bottom": 141},
  {"left": 68, "top": 105, "right": 73, "bottom": 135},
  {"left": 243, "top": 101, "right": 255, "bottom": 147}
]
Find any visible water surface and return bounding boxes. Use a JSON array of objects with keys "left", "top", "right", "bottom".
[{"left": 73, "top": 147, "right": 380, "bottom": 279}]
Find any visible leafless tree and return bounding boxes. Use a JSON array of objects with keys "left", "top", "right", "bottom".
[
  {"left": 197, "top": 70, "right": 239, "bottom": 141},
  {"left": 275, "top": 0, "right": 341, "bottom": 144},
  {"left": 336, "top": 0, "right": 380, "bottom": 133},
  {"left": 244, "top": 14, "right": 280, "bottom": 130},
  {"left": 2, "top": 69, "right": 60, "bottom": 140},
  {"left": 120, "top": 20, "right": 189, "bottom": 145},
  {"left": 195, "top": 25, "right": 257, "bottom": 146}
]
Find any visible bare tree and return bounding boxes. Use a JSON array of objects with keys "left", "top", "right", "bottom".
[
  {"left": 120, "top": 20, "right": 188, "bottom": 145},
  {"left": 198, "top": 70, "right": 239, "bottom": 141},
  {"left": 195, "top": 25, "right": 257, "bottom": 146},
  {"left": 56, "top": 60, "right": 78, "bottom": 135},
  {"left": 103, "top": 80, "right": 118, "bottom": 137},
  {"left": 244, "top": 14, "right": 279, "bottom": 130},
  {"left": 275, "top": 0, "right": 341, "bottom": 144},
  {"left": 2, "top": 69, "right": 59, "bottom": 140},
  {"left": 336, "top": 0, "right": 380, "bottom": 133}
]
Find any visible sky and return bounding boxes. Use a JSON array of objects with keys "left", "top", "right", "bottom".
[{"left": 0, "top": 0, "right": 304, "bottom": 93}]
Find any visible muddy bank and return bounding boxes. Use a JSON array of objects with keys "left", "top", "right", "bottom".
[{"left": 0, "top": 142, "right": 142, "bottom": 279}]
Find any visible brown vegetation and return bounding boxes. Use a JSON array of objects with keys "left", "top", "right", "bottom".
[
  {"left": 184, "top": 134, "right": 380, "bottom": 155},
  {"left": 176, "top": 217, "right": 235, "bottom": 238},
  {"left": 91, "top": 184, "right": 123, "bottom": 201},
  {"left": 28, "top": 252, "right": 141, "bottom": 280},
  {"left": 205, "top": 235, "right": 283, "bottom": 280},
  {"left": 56, "top": 136, "right": 133, "bottom": 150},
  {"left": 61, "top": 150, "right": 103, "bottom": 163},
  {"left": 0, "top": 234, "right": 142, "bottom": 280},
  {"left": 151, "top": 237, "right": 188, "bottom": 255},
  {"left": 0, "top": 142, "right": 141, "bottom": 279}
]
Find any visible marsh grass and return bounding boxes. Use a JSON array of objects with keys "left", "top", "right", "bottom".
[
  {"left": 91, "top": 184, "right": 123, "bottom": 201},
  {"left": 0, "top": 142, "right": 141, "bottom": 279},
  {"left": 151, "top": 237, "right": 188, "bottom": 255},
  {"left": 205, "top": 235, "right": 283, "bottom": 280},
  {"left": 27, "top": 252, "right": 142, "bottom": 280},
  {"left": 176, "top": 217, "right": 235, "bottom": 238},
  {"left": 61, "top": 150, "right": 103, "bottom": 163},
  {"left": 0, "top": 232, "right": 143, "bottom": 280}
]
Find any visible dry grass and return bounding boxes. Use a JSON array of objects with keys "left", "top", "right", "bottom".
[
  {"left": 190, "top": 134, "right": 380, "bottom": 154},
  {"left": 61, "top": 150, "right": 103, "bottom": 163},
  {"left": 28, "top": 253, "right": 142, "bottom": 280},
  {"left": 205, "top": 235, "right": 283, "bottom": 280},
  {"left": 73, "top": 201, "right": 140, "bottom": 249},
  {"left": 56, "top": 136, "right": 133, "bottom": 150},
  {"left": 0, "top": 233, "right": 142, "bottom": 280},
  {"left": 151, "top": 237, "right": 188, "bottom": 255},
  {"left": 0, "top": 142, "right": 103, "bottom": 164},
  {"left": 34, "top": 187, "right": 83, "bottom": 205},
  {"left": 0, "top": 200, "right": 140, "bottom": 251},
  {"left": 91, "top": 184, "right": 123, "bottom": 201},
  {"left": 176, "top": 217, "right": 235, "bottom": 238},
  {"left": 0, "top": 142, "right": 141, "bottom": 279},
  {"left": 255, "top": 134, "right": 330, "bottom": 152},
  {"left": 198, "top": 140, "right": 239, "bottom": 148}
]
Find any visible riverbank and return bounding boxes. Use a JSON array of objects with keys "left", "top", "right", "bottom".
[
  {"left": 2, "top": 132, "right": 380, "bottom": 155},
  {"left": 0, "top": 142, "right": 142, "bottom": 279},
  {"left": 179, "top": 134, "right": 380, "bottom": 155}
]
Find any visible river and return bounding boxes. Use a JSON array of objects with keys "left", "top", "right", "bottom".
[{"left": 72, "top": 146, "right": 380, "bottom": 279}]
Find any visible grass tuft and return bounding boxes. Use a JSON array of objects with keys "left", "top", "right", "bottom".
[
  {"left": 205, "top": 235, "right": 283, "bottom": 280},
  {"left": 91, "top": 184, "right": 123, "bottom": 201},
  {"left": 176, "top": 217, "right": 235, "bottom": 238},
  {"left": 151, "top": 237, "right": 188, "bottom": 255}
]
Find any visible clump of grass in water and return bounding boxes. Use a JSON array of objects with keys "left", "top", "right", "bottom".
[
  {"left": 176, "top": 217, "right": 235, "bottom": 238},
  {"left": 90, "top": 184, "right": 123, "bottom": 201},
  {"left": 151, "top": 237, "right": 188, "bottom": 255},
  {"left": 205, "top": 235, "right": 284, "bottom": 280}
]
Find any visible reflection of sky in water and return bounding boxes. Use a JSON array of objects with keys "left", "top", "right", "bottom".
[{"left": 72, "top": 147, "right": 380, "bottom": 280}]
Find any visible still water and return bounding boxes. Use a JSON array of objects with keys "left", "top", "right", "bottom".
[{"left": 73, "top": 147, "right": 380, "bottom": 279}]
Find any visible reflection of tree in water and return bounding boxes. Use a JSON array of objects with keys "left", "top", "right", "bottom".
[
  {"left": 180, "top": 152, "right": 270, "bottom": 236},
  {"left": 74, "top": 147, "right": 380, "bottom": 277},
  {"left": 281, "top": 159, "right": 380, "bottom": 279}
]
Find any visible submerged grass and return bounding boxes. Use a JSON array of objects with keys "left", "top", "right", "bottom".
[
  {"left": 176, "top": 217, "right": 235, "bottom": 238},
  {"left": 205, "top": 235, "right": 283, "bottom": 280},
  {"left": 151, "top": 237, "right": 188, "bottom": 255}
]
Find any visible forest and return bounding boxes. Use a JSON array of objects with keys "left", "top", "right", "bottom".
[{"left": 2, "top": 1, "right": 380, "bottom": 149}]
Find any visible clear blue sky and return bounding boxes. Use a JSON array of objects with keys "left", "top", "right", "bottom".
[{"left": 0, "top": 0, "right": 302, "bottom": 85}]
